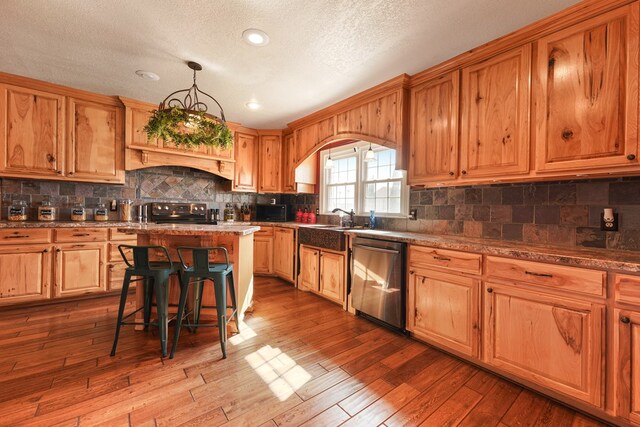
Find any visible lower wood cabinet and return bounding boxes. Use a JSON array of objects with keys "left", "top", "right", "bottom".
[
  {"left": 54, "top": 243, "right": 106, "bottom": 297},
  {"left": 273, "top": 228, "right": 295, "bottom": 281},
  {"left": 407, "top": 268, "right": 479, "bottom": 357},
  {"left": 483, "top": 282, "right": 604, "bottom": 407},
  {"left": 615, "top": 309, "right": 640, "bottom": 424},
  {"left": 0, "top": 244, "right": 52, "bottom": 304},
  {"left": 319, "top": 252, "right": 344, "bottom": 303},
  {"left": 253, "top": 235, "right": 274, "bottom": 274},
  {"left": 299, "top": 244, "right": 345, "bottom": 304}
]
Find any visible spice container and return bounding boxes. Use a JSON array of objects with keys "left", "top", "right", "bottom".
[
  {"left": 8, "top": 200, "right": 28, "bottom": 221},
  {"left": 37, "top": 200, "right": 57, "bottom": 221},
  {"left": 119, "top": 200, "right": 133, "bottom": 222},
  {"left": 94, "top": 203, "right": 109, "bottom": 222},
  {"left": 224, "top": 203, "right": 235, "bottom": 222},
  {"left": 70, "top": 205, "right": 86, "bottom": 222}
]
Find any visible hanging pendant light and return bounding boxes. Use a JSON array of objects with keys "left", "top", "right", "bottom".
[
  {"left": 364, "top": 142, "right": 376, "bottom": 162},
  {"left": 325, "top": 149, "right": 334, "bottom": 169},
  {"left": 144, "top": 61, "right": 233, "bottom": 149}
]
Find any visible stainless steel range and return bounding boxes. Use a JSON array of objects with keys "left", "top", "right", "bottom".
[{"left": 150, "top": 202, "right": 215, "bottom": 224}]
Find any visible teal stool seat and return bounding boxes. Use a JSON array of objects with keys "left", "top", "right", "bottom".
[
  {"left": 170, "top": 246, "right": 239, "bottom": 359},
  {"left": 110, "top": 245, "right": 182, "bottom": 358}
]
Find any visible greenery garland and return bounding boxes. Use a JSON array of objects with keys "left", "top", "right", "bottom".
[{"left": 144, "top": 107, "right": 233, "bottom": 149}]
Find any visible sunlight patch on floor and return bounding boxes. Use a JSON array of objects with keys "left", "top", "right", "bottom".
[
  {"left": 245, "top": 345, "right": 312, "bottom": 401},
  {"left": 228, "top": 323, "right": 257, "bottom": 345}
]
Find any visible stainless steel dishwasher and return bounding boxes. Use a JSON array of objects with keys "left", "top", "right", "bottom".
[{"left": 350, "top": 237, "right": 406, "bottom": 331}]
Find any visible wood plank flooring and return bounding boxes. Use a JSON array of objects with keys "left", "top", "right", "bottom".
[{"left": 0, "top": 277, "right": 607, "bottom": 426}]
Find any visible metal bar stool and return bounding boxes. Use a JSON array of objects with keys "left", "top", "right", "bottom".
[
  {"left": 170, "top": 246, "right": 239, "bottom": 359},
  {"left": 110, "top": 245, "right": 182, "bottom": 358}
]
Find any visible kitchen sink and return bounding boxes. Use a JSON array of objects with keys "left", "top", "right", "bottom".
[{"left": 298, "top": 226, "right": 347, "bottom": 251}]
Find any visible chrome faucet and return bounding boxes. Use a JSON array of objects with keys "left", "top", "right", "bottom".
[{"left": 332, "top": 208, "right": 355, "bottom": 227}]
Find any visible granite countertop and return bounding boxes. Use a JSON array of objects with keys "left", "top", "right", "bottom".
[
  {"left": 344, "top": 229, "right": 640, "bottom": 273},
  {"left": 119, "top": 223, "right": 261, "bottom": 236},
  {"left": 0, "top": 221, "right": 135, "bottom": 228}
]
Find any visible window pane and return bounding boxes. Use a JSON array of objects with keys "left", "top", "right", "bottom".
[
  {"left": 390, "top": 181, "right": 401, "bottom": 197},
  {"left": 388, "top": 198, "right": 401, "bottom": 213},
  {"left": 378, "top": 164, "right": 390, "bottom": 180},
  {"left": 375, "top": 182, "right": 388, "bottom": 198},
  {"left": 365, "top": 183, "right": 375, "bottom": 198},
  {"left": 376, "top": 198, "right": 388, "bottom": 212}
]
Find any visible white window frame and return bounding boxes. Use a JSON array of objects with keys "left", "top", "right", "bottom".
[{"left": 319, "top": 141, "right": 409, "bottom": 218}]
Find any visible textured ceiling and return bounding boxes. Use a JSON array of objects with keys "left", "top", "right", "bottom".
[{"left": 0, "top": 0, "right": 579, "bottom": 128}]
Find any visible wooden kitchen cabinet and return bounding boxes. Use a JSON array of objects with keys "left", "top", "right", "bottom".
[
  {"left": 408, "top": 268, "right": 479, "bottom": 357},
  {"left": 409, "top": 71, "right": 459, "bottom": 183},
  {"left": 233, "top": 129, "right": 258, "bottom": 192},
  {"left": 535, "top": 4, "right": 639, "bottom": 173},
  {"left": 299, "top": 245, "right": 320, "bottom": 291},
  {"left": 460, "top": 45, "right": 531, "bottom": 178},
  {"left": 615, "top": 309, "right": 640, "bottom": 424},
  {"left": 483, "top": 283, "right": 604, "bottom": 407},
  {"left": 0, "top": 84, "right": 65, "bottom": 178},
  {"left": 0, "top": 244, "right": 52, "bottom": 304},
  {"left": 253, "top": 235, "right": 274, "bottom": 274},
  {"left": 273, "top": 227, "right": 295, "bottom": 282},
  {"left": 281, "top": 133, "right": 296, "bottom": 192},
  {"left": 258, "top": 133, "right": 281, "bottom": 193},
  {"left": 294, "top": 117, "right": 335, "bottom": 162},
  {"left": 319, "top": 251, "right": 344, "bottom": 304},
  {"left": 54, "top": 243, "right": 106, "bottom": 297},
  {"left": 66, "top": 97, "right": 124, "bottom": 183}
]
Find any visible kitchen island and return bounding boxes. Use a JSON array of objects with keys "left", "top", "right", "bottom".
[{"left": 119, "top": 223, "right": 260, "bottom": 327}]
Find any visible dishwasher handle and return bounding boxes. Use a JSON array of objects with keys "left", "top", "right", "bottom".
[{"left": 352, "top": 244, "right": 401, "bottom": 255}]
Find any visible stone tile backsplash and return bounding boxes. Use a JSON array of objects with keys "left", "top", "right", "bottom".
[{"left": 1, "top": 167, "right": 639, "bottom": 252}]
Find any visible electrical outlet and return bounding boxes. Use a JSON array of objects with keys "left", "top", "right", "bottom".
[
  {"left": 409, "top": 209, "right": 417, "bottom": 220},
  {"left": 110, "top": 200, "right": 118, "bottom": 211}
]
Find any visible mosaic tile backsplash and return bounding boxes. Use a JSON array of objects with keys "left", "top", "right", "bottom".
[{"left": 1, "top": 166, "right": 639, "bottom": 251}]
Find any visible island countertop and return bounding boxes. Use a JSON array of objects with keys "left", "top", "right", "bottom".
[{"left": 119, "top": 223, "right": 261, "bottom": 236}]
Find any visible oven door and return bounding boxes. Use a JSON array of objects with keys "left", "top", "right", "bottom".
[{"left": 350, "top": 239, "right": 405, "bottom": 329}]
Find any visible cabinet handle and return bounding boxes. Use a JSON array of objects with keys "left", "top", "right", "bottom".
[
  {"left": 628, "top": 154, "right": 636, "bottom": 161},
  {"left": 487, "top": 287, "right": 493, "bottom": 293},
  {"left": 47, "top": 154, "right": 56, "bottom": 163},
  {"left": 56, "top": 170, "right": 62, "bottom": 174},
  {"left": 621, "top": 316, "right": 631, "bottom": 324},
  {"left": 409, "top": 270, "right": 415, "bottom": 275},
  {"left": 43, "top": 249, "right": 49, "bottom": 253},
  {"left": 461, "top": 170, "right": 467, "bottom": 175},
  {"left": 68, "top": 172, "right": 74, "bottom": 176},
  {"left": 448, "top": 171, "right": 454, "bottom": 176},
  {"left": 72, "top": 233, "right": 91, "bottom": 237},
  {"left": 56, "top": 248, "right": 61, "bottom": 253},
  {"left": 525, "top": 271, "right": 553, "bottom": 278},
  {"left": 561, "top": 130, "right": 574, "bottom": 140},
  {"left": 5, "top": 235, "right": 29, "bottom": 239},
  {"left": 433, "top": 256, "right": 451, "bottom": 261}
]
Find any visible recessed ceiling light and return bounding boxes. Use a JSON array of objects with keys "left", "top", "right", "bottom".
[
  {"left": 135, "top": 70, "right": 160, "bottom": 81},
  {"left": 242, "top": 29, "right": 269, "bottom": 46},
  {"left": 246, "top": 101, "right": 261, "bottom": 110}
]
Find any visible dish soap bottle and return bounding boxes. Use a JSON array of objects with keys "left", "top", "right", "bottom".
[{"left": 369, "top": 210, "right": 376, "bottom": 230}]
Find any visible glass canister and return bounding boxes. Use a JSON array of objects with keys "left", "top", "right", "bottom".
[
  {"left": 94, "top": 203, "right": 109, "bottom": 222},
  {"left": 119, "top": 199, "right": 133, "bottom": 222},
  {"left": 224, "top": 203, "right": 235, "bottom": 222},
  {"left": 70, "top": 204, "right": 86, "bottom": 222},
  {"left": 37, "top": 200, "right": 57, "bottom": 221},
  {"left": 8, "top": 200, "right": 28, "bottom": 221}
]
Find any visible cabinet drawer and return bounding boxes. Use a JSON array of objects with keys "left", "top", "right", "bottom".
[
  {"left": 108, "top": 241, "right": 136, "bottom": 262},
  {"left": 54, "top": 228, "right": 108, "bottom": 243},
  {"left": 109, "top": 228, "right": 137, "bottom": 241},
  {"left": 0, "top": 228, "right": 51, "bottom": 245},
  {"left": 107, "top": 262, "right": 130, "bottom": 291},
  {"left": 486, "top": 256, "right": 605, "bottom": 297},
  {"left": 409, "top": 245, "right": 481, "bottom": 274},
  {"left": 615, "top": 274, "right": 640, "bottom": 307},
  {"left": 254, "top": 226, "right": 274, "bottom": 237}
]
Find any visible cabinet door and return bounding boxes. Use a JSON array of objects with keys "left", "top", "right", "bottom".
[
  {"left": 299, "top": 245, "right": 319, "bottom": 291},
  {"left": 0, "top": 84, "right": 65, "bottom": 178},
  {"left": 320, "top": 252, "right": 344, "bottom": 303},
  {"left": 281, "top": 134, "right": 296, "bottom": 192},
  {"left": 67, "top": 98, "right": 124, "bottom": 183},
  {"left": 273, "top": 228, "right": 295, "bottom": 281},
  {"left": 460, "top": 45, "right": 531, "bottom": 178},
  {"left": 409, "top": 71, "right": 459, "bottom": 183},
  {"left": 253, "top": 235, "right": 273, "bottom": 274},
  {"left": 233, "top": 131, "right": 258, "bottom": 191},
  {"left": 484, "top": 283, "right": 604, "bottom": 406},
  {"left": 408, "top": 269, "right": 479, "bottom": 357},
  {"left": 258, "top": 134, "right": 281, "bottom": 192},
  {"left": 55, "top": 243, "right": 106, "bottom": 297},
  {"left": 127, "top": 106, "right": 161, "bottom": 149},
  {"left": 0, "top": 245, "right": 51, "bottom": 304},
  {"left": 615, "top": 309, "right": 640, "bottom": 424},
  {"left": 535, "top": 4, "right": 639, "bottom": 173}
]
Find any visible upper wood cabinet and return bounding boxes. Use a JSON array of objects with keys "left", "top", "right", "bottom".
[
  {"left": 483, "top": 282, "right": 604, "bottom": 407},
  {"left": 0, "top": 84, "right": 65, "bottom": 178},
  {"left": 281, "top": 133, "right": 296, "bottom": 193},
  {"left": 258, "top": 133, "right": 281, "bottom": 193},
  {"left": 336, "top": 91, "right": 400, "bottom": 143},
  {"left": 66, "top": 97, "right": 124, "bottom": 183},
  {"left": 409, "top": 71, "right": 459, "bottom": 184},
  {"left": 460, "top": 45, "right": 531, "bottom": 178},
  {"left": 233, "top": 129, "right": 258, "bottom": 192},
  {"left": 534, "top": 4, "right": 639, "bottom": 173}
]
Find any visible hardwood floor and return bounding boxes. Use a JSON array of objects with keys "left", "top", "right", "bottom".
[{"left": 0, "top": 277, "right": 606, "bottom": 426}]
